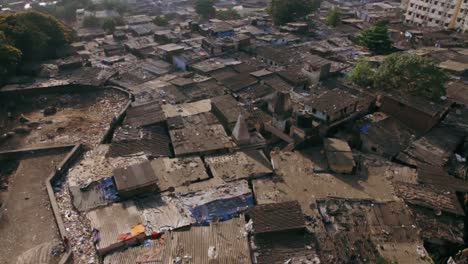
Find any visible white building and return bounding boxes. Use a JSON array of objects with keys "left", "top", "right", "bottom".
[{"left": 404, "top": 0, "right": 468, "bottom": 31}]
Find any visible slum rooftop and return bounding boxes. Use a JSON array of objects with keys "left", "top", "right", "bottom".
[{"left": 0, "top": 0, "right": 467, "bottom": 263}]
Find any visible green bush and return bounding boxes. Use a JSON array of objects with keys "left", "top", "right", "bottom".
[
  {"left": 326, "top": 7, "right": 341, "bottom": 27},
  {"left": 216, "top": 9, "right": 241, "bottom": 20},
  {"left": 358, "top": 21, "right": 392, "bottom": 54},
  {"left": 195, "top": 0, "right": 216, "bottom": 19},
  {"left": 347, "top": 53, "right": 448, "bottom": 100},
  {"left": 0, "top": 11, "right": 73, "bottom": 78},
  {"left": 268, "top": 0, "right": 321, "bottom": 25}
]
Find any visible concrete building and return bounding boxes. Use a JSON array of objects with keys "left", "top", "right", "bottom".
[{"left": 404, "top": 0, "right": 468, "bottom": 31}]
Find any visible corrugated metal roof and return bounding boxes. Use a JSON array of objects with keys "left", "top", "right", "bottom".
[
  {"left": 205, "top": 150, "right": 273, "bottom": 182},
  {"left": 135, "top": 194, "right": 194, "bottom": 234},
  {"left": 178, "top": 180, "right": 253, "bottom": 224},
  {"left": 113, "top": 161, "right": 158, "bottom": 193},
  {"left": 87, "top": 201, "right": 143, "bottom": 252},
  {"left": 104, "top": 218, "right": 251, "bottom": 264},
  {"left": 167, "top": 112, "right": 235, "bottom": 156},
  {"left": 417, "top": 164, "right": 468, "bottom": 192},
  {"left": 104, "top": 242, "right": 164, "bottom": 264},
  {"left": 162, "top": 99, "right": 212, "bottom": 118},
  {"left": 178, "top": 180, "right": 251, "bottom": 207},
  {"left": 124, "top": 102, "right": 166, "bottom": 127},
  {"left": 248, "top": 201, "right": 305, "bottom": 234},
  {"left": 150, "top": 157, "right": 210, "bottom": 191},
  {"left": 110, "top": 125, "right": 172, "bottom": 158},
  {"left": 162, "top": 217, "right": 251, "bottom": 263}
]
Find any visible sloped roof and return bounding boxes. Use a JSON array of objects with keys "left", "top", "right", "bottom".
[
  {"left": 205, "top": 150, "right": 272, "bottom": 182},
  {"left": 248, "top": 201, "right": 305, "bottom": 234},
  {"left": 104, "top": 217, "right": 251, "bottom": 264},
  {"left": 87, "top": 201, "right": 143, "bottom": 253},
  {"left": 123, "top": 102, "right": 166, "bottom": 127},
  {"left": 113, "top": 161, "right": 158, "bottom": 193},
  {"left": 150, "top": 156, "right": 210, "bottom": 191}
]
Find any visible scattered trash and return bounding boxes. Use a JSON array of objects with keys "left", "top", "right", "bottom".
[
  {"left": 416, "top": 245, "right": 426, "bottom": 258},
  {"left": 43, "top": 106, "right": 57, "bottom": 116},
  {"left": 455, "top": 154, "right": 466, "bottom": 163},
  {"left": 208, "top": 246, "right": 218, "bottom": 259},
  {"left": 245, "top": 219, "right": 254, "bottom": 234},
  {"left": 144, "top": 239, "right": 152, "bottom": 247},
  {"left": 19, "top": 114, "right": 30, "bottom": 123}
]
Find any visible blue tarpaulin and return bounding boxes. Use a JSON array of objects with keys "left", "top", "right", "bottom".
[
  {"left": 179, "top": 180, "right": 253, "bottom": 225},
  {"left": 188, "top": 194, "right": 254, "bottom": 225},
  {"left": 100, "top": 177, "right": 119, "bottom": 202},
  {"left": 360, "top": 124, "right": 371, "bottom": 133}
]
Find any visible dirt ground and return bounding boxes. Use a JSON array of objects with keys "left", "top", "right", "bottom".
[
  {"left": 0, "top": 89, "right": 128, "bottom": 151},
  {"left": 0, "top": 152, "right": 67, "bottom": 264}
]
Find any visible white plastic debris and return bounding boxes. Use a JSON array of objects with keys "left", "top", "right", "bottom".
[
  {"left": 416, "top": 245, "right": 426, "bottom": 258},
  {"left": 455, "top": 154, "right": 466, "bottom": 163},
  {"left": 208, "top": 246, "right": 218, "bottom": 259}
]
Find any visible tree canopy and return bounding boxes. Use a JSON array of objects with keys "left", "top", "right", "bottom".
[
  {"left": 82, "top": 15, "right": 101, "bottom": 28},
  {"left": 347, "top": 53, "right": 448, "bottom": 100},
  {"left": 268, "top": 0, "right": 321, "bottom": 25},
  {"left": 102, "top": 0, "right": 128, "bottom": 15},
  {"left": 0, "top": 11, "right": 73, "bottom": 79},
  {"left": 216, "top": 9, "right": 241, "bottom": 21},
  {"left": 102, "top": 16, "right": 125, "bottom": 34},
  {"left": 358, "top": 21, "right": 392, "bottom": 54},
  {"left": 152, "top": 16, "right": 169, "bottom": 26},
  {"left": 195, "top": 0, "right": 216, "bottom": 19},
  {"left": 346, "top": 58, "right": 374, "bottom": 87},
  {"left": 326, "top": 7, "right": 341, "bottom": 27}
]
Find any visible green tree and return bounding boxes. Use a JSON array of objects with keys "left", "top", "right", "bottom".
[
  {"left": 374, "top": 53, "right": 448, "bottom": 100},
  {"left": 0, "top": 11, "right": 73, "bottom": 62},
  {"left": 358, "top": 21, "right": 392, "bottom": 54},
  {"left": 347, "top": 54, "right": 448, "bottom": 100},
  {"left": 152, "top": 16, "right": 168, "bottom": 26},
  {"left": 216, "top": 9, "right": 241, "bottom": 20},
  {"left": 346, "top": 58, "right": 374, "bottom": 87},
  {"left": 82, "top": 15, "right": 101, "bottom": 28},
  {"left": 326, "top": 7, "right": 341, "bottom": 27},
  {"left": 0, "top": 32, "right": 22, "bottom": 78},
  {"left": 0, "top": 11, "right": 73, "bottom": 79},
  {"left": 268, "top": 0, "right": 321, "bottom": 25},
  {"left": 102, "top": 16, "right": 124, "bottom": 33},
  {"left": 102, "top": 0, "right": 128, "bottom": 15},
  {"left": 195, "top": 0, "right": 216, "bottom": 19}
]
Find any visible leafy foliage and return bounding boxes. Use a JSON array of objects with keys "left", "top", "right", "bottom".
[
  {"left": 346, "top": 58, "right": 374, "bottom": 87},
  {"left": 152, "top": 16, "right": 169, "bottom": 26},
  {"left": 0, "top": 11, "right": 73, "bottom": 79},
  {"left": 374, "top": 53, "right": 448, "bottom": 100},
  {"left": 82, "top": 15, "right": 101, "bottom": 28},
  {"left": 347, "top": 54, "right": 448, "bottom": 100},
  {"left": 268, "top": 0, "right": 321, "bottom": 25},
  {"left": 102, "top": 0, "right": 128, "bottom": 15},
  {"left": 195, "top": 0, "right": 216, "bottom": 19},
  {"left": 0, "top": 32, "right": 22, "bottom": 77},
  {"left": 358, "top": 21, "right": 392, "bottom": 54},
  {"left": 326, "top": 7, "right": 341, "bottom": 27},
  {"left": 216, "top": 9, "right": 241, "bottom": 21},
  {"left": 102, "top": 16, "right": 124, "bottom": 33}
]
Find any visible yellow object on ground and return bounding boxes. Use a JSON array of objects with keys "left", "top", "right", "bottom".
[{"left": 131, "top": 224, "right": 145, "bottom": 236}]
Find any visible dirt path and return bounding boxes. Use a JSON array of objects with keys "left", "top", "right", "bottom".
[{"left": 0, "top": 152, "right": 67, "bottom": 264}]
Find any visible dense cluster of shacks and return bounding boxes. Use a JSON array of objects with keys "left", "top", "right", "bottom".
[{"left": 2, "top": 0, "right": 468, "bottom": 263}]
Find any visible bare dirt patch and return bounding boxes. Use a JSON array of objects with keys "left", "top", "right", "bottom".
[
  {"left": 0, "top": 89, "right": 128, "bottom": 151},
  {"left": 0, "top": 152, "right": 67, "bottom": 264}
]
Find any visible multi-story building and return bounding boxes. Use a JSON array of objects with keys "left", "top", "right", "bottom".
[{"left": 404, "top": 0, "right": 468, "bottom": 31}]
